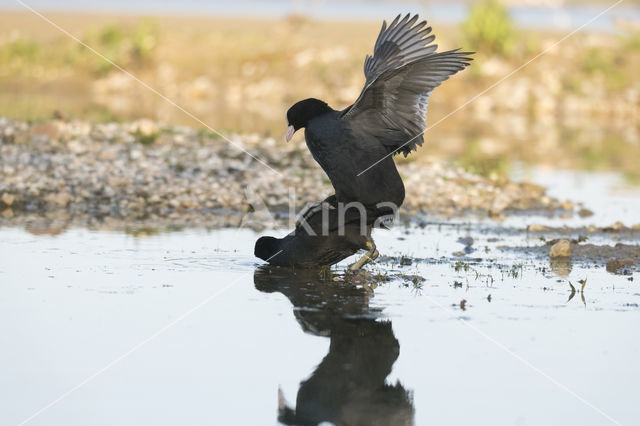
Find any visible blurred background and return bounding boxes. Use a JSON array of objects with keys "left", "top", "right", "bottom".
[{"left": 1, "top": 0, "right": 639, "bottom": 181}]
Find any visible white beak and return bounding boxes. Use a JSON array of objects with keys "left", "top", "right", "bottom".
[{"left": 285, "top": 125, "right": 295, "bottom": 142}]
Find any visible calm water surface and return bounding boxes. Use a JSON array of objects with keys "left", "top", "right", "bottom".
[{"left": 1, "top": 199, "right": 639, "bottom": 425}]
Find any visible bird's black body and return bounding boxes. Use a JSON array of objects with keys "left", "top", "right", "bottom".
[
  {"left": 254, "top": 207, "right": 371, "bottom": 268},
  {"left": 285, "top": 14, "right": 472, "bottom": 226},
  {"left": 304, "top": 107, "right": 406, "bottom": 211}
]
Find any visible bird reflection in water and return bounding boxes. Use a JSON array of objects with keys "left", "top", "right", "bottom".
[{"left": 254, "top": 267, "right": 414, "bottom": 426}]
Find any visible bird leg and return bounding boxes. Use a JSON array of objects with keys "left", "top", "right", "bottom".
[{"left": 348, "top": 241, "right": 379, "bottom": 271}]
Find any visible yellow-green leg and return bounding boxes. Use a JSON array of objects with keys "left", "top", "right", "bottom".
[{"left": 348, "top": 241, "right": 379, "bottom": 271}]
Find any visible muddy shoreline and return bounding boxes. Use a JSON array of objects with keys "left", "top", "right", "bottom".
[{"left": 2, "top": 118, "right": 639, "bottom": 274}]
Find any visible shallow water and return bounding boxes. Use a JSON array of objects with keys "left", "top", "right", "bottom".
[
  {"left": 1, "top": 207, "right": 639, "bottom": 426},
  {"left": 509, "top": 167, "right": 640, "bottom": 228}
]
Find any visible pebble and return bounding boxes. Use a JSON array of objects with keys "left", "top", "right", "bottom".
[
  {"left": 578, "top": 208, "right": 594, "bottom": 218},
  {"left": 0, "top": 118, "right": 568, "bottom": 222},
  {"left": 457, "top": 236, "right": 474, "bottom": 246},
  {"left": 549, "top": 239, "right": 572, "bottom": 258},
  {"left": 606, "top": 259, "right": 636, "bottom": 275},
  {"left": 559, "top": 200, "right": 574, "bottom": 211},
  {"left": 1, "top": 193, "right": 15, "bottom": 206},
  {"left": 46, "top": 192, "right": 72, "bottom": 207}
]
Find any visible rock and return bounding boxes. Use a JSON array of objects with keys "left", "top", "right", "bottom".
[
  {"left": 46, "top": 192, "right": 72, "bottom": 207},
  {"left": 633, "top": 224, "right": 640, "bottom": 230},
  {"left": 457, "top": 236, "right": 474, "bottom": 246},
  {"left": 1, "top": 193, "right": 15, "bottom": 206},
  {"left": 30, "top": 123, "right": 61, "bottom": 142},
  {"left": 550, "top": 239, "right": 571, "bottom": 258},
  {"left": 603, "top": 221, "right": 626, "bottom": 232},
  {"left": 1, "top": 208, "right": 13, "bottom": 218},
  {"left": 578, "top": 208, "right": 594, "bottom": 218},
  {"left": 67, "top": 139, "right": 87, "bottom": 154},
  {"left": 606, "top": 259, "right": 635, "bottom": 275},
  {"left": 130, "top": 119, "right": 159, "bottom": 137},
  {"left": 559, "top": 200, "right": 574, "bottom": 211},
  {"left": 99, "top": 150, "right": 117, "bottom": 160},
  {"left": 527, "top": 224, "right": 547, "bottom": 232}
]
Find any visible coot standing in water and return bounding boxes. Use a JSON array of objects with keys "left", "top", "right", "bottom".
[
  {"left": 254, "top": 204, "right": 377, "bottom": 270},
  {"left": 256, "top": 13, "right": 473, "bottom": 268}
]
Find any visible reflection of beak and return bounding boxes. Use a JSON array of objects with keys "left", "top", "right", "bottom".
[{"left": 285, "top": 125, "right": 295, "bottom": 142}]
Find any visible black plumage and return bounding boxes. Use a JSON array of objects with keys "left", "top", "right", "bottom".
[
  {"left": 254, "top": 206, "right": 371, "bottom": 268},
  {"left": 286, "top": 13, "right": 473, "bottom": 215},
  {"left": 256, "top": 13, "right": 472, "bottom": 268},
  {"left": 253, "top": 268, "right": 413, "bottom": 424}
]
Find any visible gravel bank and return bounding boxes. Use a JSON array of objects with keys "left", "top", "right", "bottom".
[{"left": 0, "top": 118, "right": 569, "bottom": 228}]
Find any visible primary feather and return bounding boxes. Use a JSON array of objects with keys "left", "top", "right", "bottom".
[{"left": 343, "top": 13, "right": 473, "bottom": 156}]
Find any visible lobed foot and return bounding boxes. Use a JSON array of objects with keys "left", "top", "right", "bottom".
[{"left": 348, "top": 241, "right": 379, "bottom": 271}]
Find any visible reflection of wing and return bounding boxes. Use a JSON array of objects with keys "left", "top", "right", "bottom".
[{"left": 342, "top": 13, "right": 472, "bottom": 156}]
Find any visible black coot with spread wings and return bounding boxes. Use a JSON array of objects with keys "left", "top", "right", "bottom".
[
  {"left": 286, "top": 13, "right": 473, "bottom": 215},
  {"left": 255, "top": 14, "right": 472, "bottom": 269}
]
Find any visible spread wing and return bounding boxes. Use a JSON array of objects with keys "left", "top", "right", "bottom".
[{"left": 342, "top": 13, "right": 473, "bottom": 156}]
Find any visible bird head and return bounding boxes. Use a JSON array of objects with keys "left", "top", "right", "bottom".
[{"left": 285, "top": 98, "right": 331, "bottom": 142}]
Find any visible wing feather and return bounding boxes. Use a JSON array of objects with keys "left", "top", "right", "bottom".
[{"left": 342, "top": 14, "right": 473, "bottom": 156}]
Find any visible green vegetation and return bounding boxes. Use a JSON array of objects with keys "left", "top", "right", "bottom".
[
  {"left": 169, "top": 162, "right": 186, "bottom": 173},
  {"left": 133, "top": 129, "right": 158, "bottom": 145},
  {"left": 508, "top": 263, "right": 524, "bottom": 279},
  {"left": 411, "top": 276, "right": 423, "bottom": 289},
  {"left": 318, "top": 265, "right": 333, "bottom": 280},
  {"left": 580, "top": 47, "right": 629, "bottom": 90},
  {"left": 454, "top": 261, "right": 470, "bottom": 272},
  {"left": 84, "top": 20, "right": 157, "bottom": 75},
  {"left": 461, "top": 0, "right": 515, "bottom": 56},
  {"left": 125, "top": 226, "right": 160, "bottom": 236},
  {"left": 622, "top": 30, "right": 640, "bottom": 51},
  {"left": 372, "top": 270, "right": 390, "bottom": 283},
  {"left": 456, "top": 137, "right": 510, "bottom": 178},
  {"left": 581, "top": 47, "right": 612, "bottom": 74},
  {"left": 196, "top": 129, "right": 223, "bottom": 140},
  {"left": 0, "top": 19, "right": 157, "bottom": 76},
  {"left": 0, "top": 38, "right": 41, "bottom": 63}
]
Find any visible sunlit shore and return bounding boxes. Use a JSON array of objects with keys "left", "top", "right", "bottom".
[{"left": 1, "top": 10, "right": 639, "bottom": 180}]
